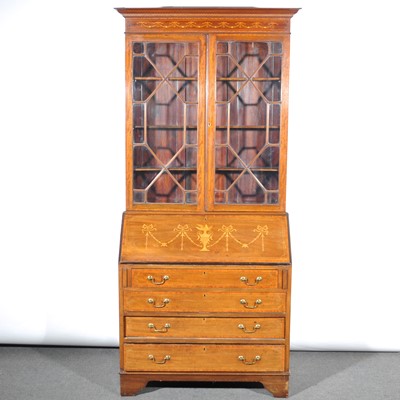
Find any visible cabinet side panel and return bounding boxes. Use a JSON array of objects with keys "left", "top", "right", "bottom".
[
  {"left": 119, "top": 266, "right": 126, "bottom": 370},
  {"left": 125, "top": 36, "right": 133, "bottom": 209},
  {"left": 278, "top": 35, "right": 291, "bottom": 212},
  {"left": 285, "top": 267, "right": 292, "bottom": 371}
]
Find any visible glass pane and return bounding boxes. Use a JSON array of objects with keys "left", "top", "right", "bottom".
[
  {"left": 216, "top": 104, "right": 228, "bottom": 127},
  {"left": 186, "top": 105, "right": 197, "bottom": 145},
  {"left": 268, "top": 105, "right": 281, "bottom": 145},
  {"left": 169, "top": 55, "right": 198, "bottom": 79},
  {"left": 133, "top": 80, "right": 159, "bottom": 102},
  {"left": 147, "top": 43, "right": 183, "bottom": 76},
  {"left": 267, "top": 192, "right": 279, "bottom": 204},
  {"left": 215, "top": 146, "right": 244, "bottom": 169},
  {"left": 147, "top": 172, "right": 184, "bottom": 204},
  {"left": 133, "top": 146, "right": 161, "bottom": 168},
  {"left": 229, "top": 129, "right": 266, "bottom": 165},
  {"left": 269, "top": 127, "right": 280, "bottom": 144},
  {"left": 133, "top": 128, "right": 144, "bottom": 144},
  {"left": 131, "top": 41, "right": 199, "bottom": 205},
  {"left": 133, "top": 104, "right": 144, "bottom": 127},
  {"left": 216, "top": 55, "right": 245, "bottom": 79},
  {"left": 217, "top": 42, "right": 228, "bottom": 54},
  {"left": 255, "top": 146, "right": 280, "bottom": 168},
  {"left": 215, "top": 170, "right": 241, "bottom": 190},
  {"left": 254, "top": 55, "right": 282, "bottom": 79},
  {"left": 169, "top": 147, "right": 197, "bottom": 168},
  {"left": 133, "top": 191, "right": 145, "bottom": 202},
  {"left": 227, "top": 172, "right": 265, "bottom": 204},
  {"left": 269, "top": 104, "right": 281, "bottom": 127},
  {"left": 215, "top": 128, "right": 227, "bottom": 145},
  {"left": 214, "top": 41, "right": 282, "bottom": 206},
  {"left": 230, "top": 42, "right": 269, "bottom": 76},
  {"left": 215, "top": 191, "right": 226, "bottom": 203},
  {"left": 185, "top": 192, "right": 197, "bottom": 204},
  {"left": 147, "top": 84, "right": 184, "bottom": 126},
  {"left": 270, "top": 42, "right": 282, "bottom": 54},
  {"left": 133, "top": 170, "right": 160, "bottom": 190},
  {"left": 253, "top": 79, "right": 281, "bottom": 102},
  {"left": 253, "top": 171, "right": 279, "bottom": 190},
  {"left": 133, "top": 56, "right": 159, "bottom": 79},
  {"left": 171, "top": 79, "right": 198, "bottom": 103},
  {"left": 171, "top": 171, "right": 197, "bottom": 190},
  {"left": 133, "top": 43, "right": 144, "bottom": 54},
  {"left": 147, "top": 128, "right": 183, "bottom": 165}
]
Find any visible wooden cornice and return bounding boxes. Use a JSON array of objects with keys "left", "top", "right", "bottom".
[{"left": 116, "top": 8, "right": 300, "bottom": 34}]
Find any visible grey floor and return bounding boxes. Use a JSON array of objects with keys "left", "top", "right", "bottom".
[{"left": 0, "top": 347, "right": 399, "bottom": 400}]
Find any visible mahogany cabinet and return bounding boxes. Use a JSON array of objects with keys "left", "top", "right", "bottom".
[{"left": 116, "top": 7, "right": 298, "bottom": 398}]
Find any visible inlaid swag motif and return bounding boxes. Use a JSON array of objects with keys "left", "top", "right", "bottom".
[
  {"left": 134, "top": 21, "right": 281, "bottom": 30},
  {"left": 142, "top": 223, "right": 269, "bottom": 252}
]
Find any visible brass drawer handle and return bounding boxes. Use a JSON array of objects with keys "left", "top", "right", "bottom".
[
  {"left": 240, "top": 298, "right": 262, "bottom": 309},
  {"left": 147, "top": 298, "right": 170, "bottom": 308},
  {"left": 148, "top": 323, "right": 171, "bottom": 333},
  {"left": 148, "top": 354, "right": 171, "bottom": 364},
  {"left": 240, "top": 276, "right": 263, "bottom": 286},
  {"left": 147, "top": 275, "right": 169, "bottom": 285},
  {"left": 238, "top": 355, "right": 261, "bottom": 365},
  {"left": 238, "top": 323, "right": 261, "bottom": 333}
]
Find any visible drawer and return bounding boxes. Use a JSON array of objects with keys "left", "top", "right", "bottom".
[
  {"left": 124, "top": 344, "right": 285, "bottom": 372},
  {"left": 125, "top": 267, "right": 282, "bottom": 289},
  {"left": 123, "top": 290, "right": 286, "bottom": 313},
  {"left": 125, "top": 316, "right": 285, "bottom": 339}
]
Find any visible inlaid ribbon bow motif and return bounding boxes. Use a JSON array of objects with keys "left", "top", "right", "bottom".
[
  {"left": 142, "top": 224, "right": 157, "bottom": 249},
  {"left": 213, "top": 225, "right": 237, "bottom": 251},
  {"left": 252, "top": 225, "right": 270, "bottom": 251},
  {"left": 173, "top": 224, "right": 192, "bottom": 250}
]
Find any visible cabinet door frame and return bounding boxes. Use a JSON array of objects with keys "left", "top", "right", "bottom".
[
  {"left": 125, "top": 33, "right": 206, "bottom": 211},
  {"left": 206, "top": 33, "right": 290, "bottom": 212}
]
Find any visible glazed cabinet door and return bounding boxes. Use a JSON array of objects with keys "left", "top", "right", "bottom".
[
  {"left": 207, "top": 35, "right": 290, "bottom": 212},
  {"left": 126, "top": 34, "right": 206, "bottom": 210}
]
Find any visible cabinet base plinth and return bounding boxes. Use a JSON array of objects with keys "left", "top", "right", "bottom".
[
  {"left": 120, "top": 373, "right": 289, "bottom": 398},
  {"left": 120, "top": 375, "right": 148, "bottom": 396},
  {"left": 261, "top": 375, "right": 289, "bottom": 398}
]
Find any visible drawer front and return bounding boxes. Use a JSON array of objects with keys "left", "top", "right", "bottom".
[
  {"left": 127, "top": 268, "right": 281, "bottom": 289},
  {"left": 124, "top": 290, "right": 286, "bottom": 313},
  {"left": 125, "top": 316, "right": 285, "bottom": 339},
  {"left": 124, "top": 344, "right": 285, "bottom": 372}
]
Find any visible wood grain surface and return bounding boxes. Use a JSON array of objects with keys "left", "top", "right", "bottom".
[
  {"left": 125, "top": 316, "right": 285, "bottom": 339},
  {"left": 120, "top": 213, "right": 290, "bottom": 264},
  {"left": 125, "top": 267, "right": 282, "bottom": 289},
  {"left": 124, "top": 343, "right": 285, "bottom": 372}
]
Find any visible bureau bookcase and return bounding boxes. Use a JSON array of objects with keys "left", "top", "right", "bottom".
[{"left": 116, "top": 8, "right": 298, "bottom": 398}]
